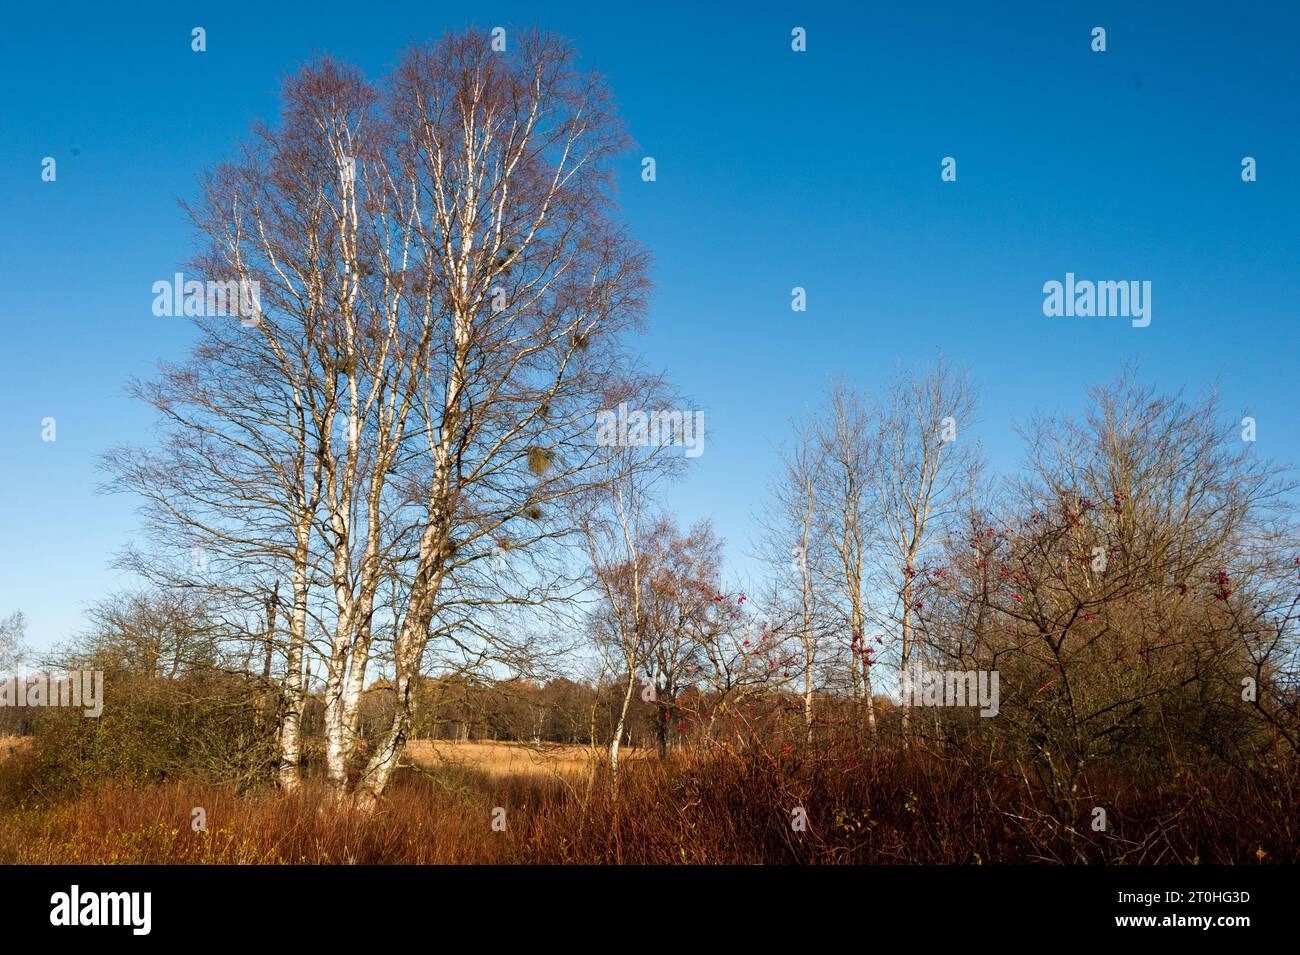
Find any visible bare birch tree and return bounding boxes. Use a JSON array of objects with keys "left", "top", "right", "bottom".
[
  {"left": 583, "top": 461, "right": 654, "bottom": 784},
  {"left": 758, "top": 416, "right": 828, "bottom": 744},
  {"left": 873, "top": 359, "right": 978, "bottom": 739},
  {"left": 112, "top": 31, "right": 661, "bottom": 804},
  {"left": 353, "top": 32, "right": 653, "bottom": 806},
  {"left": 814, "top": 382, "right": 879, "bottom": 732}
]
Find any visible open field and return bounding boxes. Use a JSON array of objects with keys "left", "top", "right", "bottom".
[{"left": 402, "top": 739, "right": 645, "bottom": 778}]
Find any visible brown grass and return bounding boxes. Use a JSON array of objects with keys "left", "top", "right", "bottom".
[
  {"left": 0, "top": 736, "right": 29, "bottom": 761},
  {"left": 403, "top": 739, "right": 645, "bottom": 778},
  {"left": 1, "top": 741, "right": 1296, "bottom": 864}
]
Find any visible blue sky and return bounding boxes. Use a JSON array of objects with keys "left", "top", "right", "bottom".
[{"left": 2, "top": 1, "right": 1298, "bottom": 651}]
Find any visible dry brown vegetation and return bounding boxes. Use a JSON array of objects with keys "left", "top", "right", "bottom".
[
  {"left": 1, "top": 737, "right": 1296, "bottom": 865},
  {"left": 0, "top": 736, "right": 29, "bottom": 761},
  {"left": 404, "top": 739, "right": 644, "bottom": 779}
]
